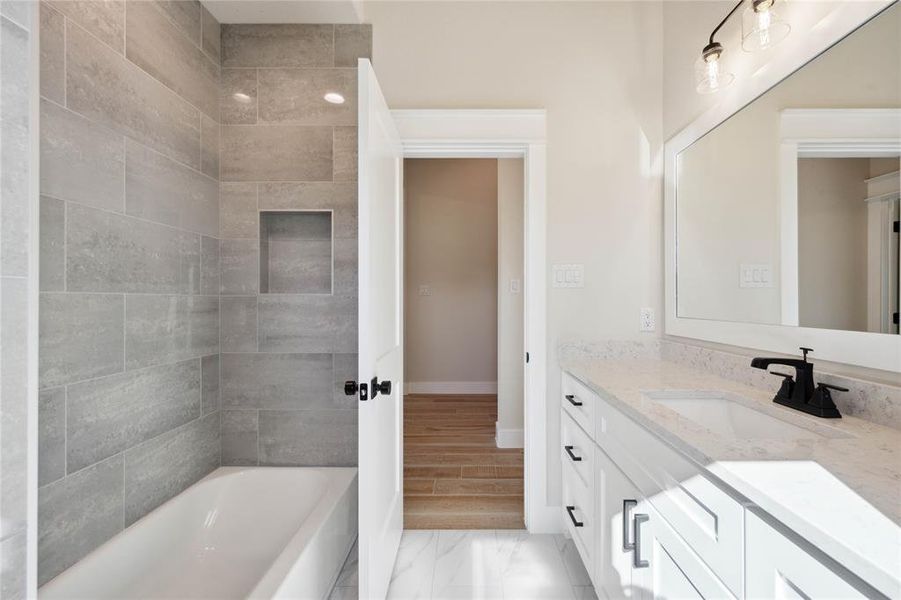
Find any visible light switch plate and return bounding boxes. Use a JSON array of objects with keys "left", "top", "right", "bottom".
[
  {"left": 639, "top": 307, "right": 655, "bottom": 332},
  {"left": 552, "top": 264, "right": 584, "bottom": 288},
  {"left": 739, "top": 264, "right": 773, "bottom": 288},
  {"left": 510, "top": 279, "right": 521, "bottom": 293},
  {"left": 418, "top": 284, "right": 432, "bottom": 296}
]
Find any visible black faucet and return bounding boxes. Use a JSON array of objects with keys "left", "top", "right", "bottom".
[{"left": 750, "top": 347, "right": 847, "bottom": 418}]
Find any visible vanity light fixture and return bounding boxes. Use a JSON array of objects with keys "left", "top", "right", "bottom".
[
  {"left": 695, "top": 0, "right": 791, "bottom": 94},
  {"left": 324, "top": 92, "right": 345, "bottom": 104},
  {"left": 742, "top": 0, "right": 791, "bottom": 52}
]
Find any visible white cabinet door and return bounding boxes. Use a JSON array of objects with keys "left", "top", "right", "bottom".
[
  {"left": 631, "top": 502, "right": 735, "bottom": 600},
  {"left": 595, "top": 447, "right": 640, "bottom": 599},
  {"left": 357, "top": 58, "right": 404, "bottom": 600},
  {"left": 746, "top": 511, "right": 876, "bottom": 600}
]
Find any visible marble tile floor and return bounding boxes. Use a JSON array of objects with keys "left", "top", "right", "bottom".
[{"left": 330, "top": 530, "right": 599, "bottom": 600}]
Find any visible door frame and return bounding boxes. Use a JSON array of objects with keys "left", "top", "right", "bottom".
[{"left": 391, "top": 109, "right": 557, "bottom": 532}]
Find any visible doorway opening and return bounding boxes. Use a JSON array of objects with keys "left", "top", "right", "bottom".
[{"left": 402, "top": 158, "right": 525, "bottom": 529}]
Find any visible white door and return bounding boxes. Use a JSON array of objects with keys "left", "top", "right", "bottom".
[{"left": 356, "top": 58, "right": 404, "bottom": 600}]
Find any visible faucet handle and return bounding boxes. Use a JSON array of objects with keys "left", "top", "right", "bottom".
[
  {"left": 770, "top": 371, "right": 794, "bottom": 380},
  {"left": 818, "top": 382, "right": 849, "bottom": 393},
  {"left": 771, "top": 371, "right": 794, "bottom": 400},
  {"left": 799, "top": 347, "right": 813, "bottom": 362}
]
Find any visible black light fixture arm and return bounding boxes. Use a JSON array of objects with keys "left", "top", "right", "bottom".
[{"left": 707, "top": 0, "right": 745, "bottom": 47}]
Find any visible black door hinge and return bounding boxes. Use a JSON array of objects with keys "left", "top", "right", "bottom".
[
  {"left": 893, "top": 312, "right": 899, "bottom": 326},
  {"left": 894, "top": 220, "right": 899, "bottom": 233},
  {"left": 526, "top": 352, "right": 530, "bottom": 364}
]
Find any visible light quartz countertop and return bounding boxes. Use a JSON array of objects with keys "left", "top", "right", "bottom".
[{"left": 561, "top": 357, "right": 901, "bottom": 598}]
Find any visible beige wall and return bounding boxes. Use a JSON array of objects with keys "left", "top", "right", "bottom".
[
  {"left": 674, "top": 2, "right": 899, "bottom": 325},
  {"left": 404, "top": 159, "right": 499, "bottom": 386},
  {"left": 366, "top": 0, "right": 663, "bottom": 505},
  {"left": 497, "top": 159, "right": 525, "bottom": 439},
  {"left": 798, "top": 158, "right": 870, "bottom": 331}
]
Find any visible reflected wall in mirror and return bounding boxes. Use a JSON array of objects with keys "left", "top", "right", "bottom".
[{"left": 676, "top": 2, "right": 900, "bottom": 335}]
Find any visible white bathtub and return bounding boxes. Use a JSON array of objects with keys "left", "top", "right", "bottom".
[{"left": 40, "top": 467, "right": 358, "bottom": 600}]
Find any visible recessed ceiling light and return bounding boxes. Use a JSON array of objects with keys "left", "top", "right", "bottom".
[
  {"left": 324, "top": 92, "right": 345, "bottom": 105},
  {"left": 232, "top": 92, "right": 252, "bottom": 104}
]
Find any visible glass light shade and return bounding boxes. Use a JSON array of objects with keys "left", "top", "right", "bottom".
[
  {"left": 695, "top": 52, "right": 734, "bottom": 94},
  {"left": 742, "top": 0, "right": 791, "bottom": 52}
]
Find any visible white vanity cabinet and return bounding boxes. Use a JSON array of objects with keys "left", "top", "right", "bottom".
[{"left": 560, "top": 370, "right": 883, "bottom": 600}]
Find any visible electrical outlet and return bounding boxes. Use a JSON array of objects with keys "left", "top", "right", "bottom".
[{"left": 639, "top": 307, "right": 655, "bottom": 332}]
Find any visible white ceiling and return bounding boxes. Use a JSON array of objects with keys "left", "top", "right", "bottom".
[{"left": 202, "top": 0, "right": 364, "bottom": 24}]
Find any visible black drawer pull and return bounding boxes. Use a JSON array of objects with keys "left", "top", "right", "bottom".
[
  {"left": 565, "top": 394, "right": 583, "bottom": 407},
  {"left": 566, "top": 505, "right": 584, "bottom": 527},
  {"left": 564, "top": 445, "right": 582, "bottom": 462}
]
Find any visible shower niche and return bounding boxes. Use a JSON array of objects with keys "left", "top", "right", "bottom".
[{"left": 259, "top": 211, "right": 333, "bottom": 294}]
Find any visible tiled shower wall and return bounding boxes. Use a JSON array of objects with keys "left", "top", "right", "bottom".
[
  {"left": 217, "top": 24, "right": 370, "bottom": 466},
  {"left": 1, "top": 2, "right": 36, "bottom": 597},
  {"left": 37, "top": 1, "right": 221, "bottom": 585}
]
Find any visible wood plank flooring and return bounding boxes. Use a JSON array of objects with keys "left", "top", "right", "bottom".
[{"left": 403, "top": 394, "right": 524, "bottom": 529}]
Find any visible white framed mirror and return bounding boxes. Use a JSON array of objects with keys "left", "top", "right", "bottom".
[{"left": 665, "top": 0, "right": 901, "bottom": 372}]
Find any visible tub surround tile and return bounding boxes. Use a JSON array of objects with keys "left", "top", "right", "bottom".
[
  {"left": 125, "top": 139, "right": 219, "bottom": 236},
  {"left": 66, "top": 359, "right": 201, "bottom": 472},
  {"left": 200, "top": 4, "right": 220, "bottom": 62},
  {"left": 123, "top": 411, "right": 220, "bottom": 526},
  {"left": 333, "top": 238, "right": 359, "bottom": 295},
  {"left": 150, "top": 0, "right": 201, "bottom": 47},
  {"left": 220, "top": 182, "right": 259, "bottom": 238},
  {"left": 258, "top": 409, "right": 357, "bottom": 466},
  {"left": 221, "top": 24, "right": 333, "bottom": 68},
  {"left": 258, "top": 295, "right": 357, "bottom": 354},
  {"left": 334, "top": 24, "right": 372, "bottom": 68},
  {"left": 220, "top": 68, "right": 257, "bottom": 125},
  {"left": 39, "top": 387, "right": 66, "bottom": 487},
  {"left": 200, "top": 236, "right": 220, "bottom": 295},
  {"left": 220, "top": 353, "right": 332, "bottom": 410},
  {"left": 333, "top": 127, "right": 358, "bottom": 182},
  {"left": 201, "top": 354, "right": 220, "bottom": 415},
  {"left": 219, "top": 238, "right": 259, "bottom": 294},
  {"left": 38, "top": 455, "right": 124, "bottom": 585},
  {"left": 1, "top": 279, "right": 28, "bottom": 538},
  {"left": 259, "top": 182, "right": 357, "bottom": 238},
  {"left": 220, "top": 125, "right": 333, "bottom": 182},
  {"left": 125, "top": 0, "right": 219, "bottom": 120},
  {"left": 39, "top": 196, "right": 65, "bottom": 291},
  {"left": 201, "top": 113, "right": 220, "bottom": 179},
  {"left": 66, "top": 21, "right": 202, "bottom": 169},
  {"left": 40, "top": 99, "right": 125, "bottom": 213},
  {"left": 47, "top": 0, "right": 124, "bottom": 54},
  {"left": 221, "top": 296, "right": 258, "bottom": 352},
  {"left": 258, "top": 68, "right": 357, "bottom": 126},
  {"left": 124, "top": 295, "right": 219, "bottom": 369},
  {"left": 221, "top": 410, "right": 258, "bottom": 465},
  {"left": 66, "top": 203, "right": 201, "bottom": 294},
  {"left": 39, "top": 292, "right": 124, "bottom": 389},
  {"left": 40, "top": 2, "right": 65, "bottom": 104}
]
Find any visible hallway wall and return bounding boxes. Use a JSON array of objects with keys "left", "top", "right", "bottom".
[
  {"left": 36, "top": 0, "right": 222, "bottom": 585},
  {"left": 404, "top": 159, "right": 499, "bottom": 392}
]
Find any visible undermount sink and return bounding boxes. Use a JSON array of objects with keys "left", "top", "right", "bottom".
[{"left": 644, "top": 391, "right": 850, "bottom": 441}]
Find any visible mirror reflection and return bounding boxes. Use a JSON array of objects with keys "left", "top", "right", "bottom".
[{"left": 676, "top": 2, "right": 900, "bottom": 334}]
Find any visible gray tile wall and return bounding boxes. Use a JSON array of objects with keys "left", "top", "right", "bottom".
[
  {"left": 37, "top": 1, "right": 222, "bottom": 586},
  {"left": 218, "top": 23, "right": 370, "bottom": 468},
  {"left": 1, "top": 3, "right": 36, "bottom": 597}
]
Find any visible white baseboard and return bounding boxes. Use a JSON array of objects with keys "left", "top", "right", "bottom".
[
  {"left": 405, "top": 381, "right": 498, "bottom": 395},
  {"left": 495, "top": 422, "right": 524, "bottom": 448}
]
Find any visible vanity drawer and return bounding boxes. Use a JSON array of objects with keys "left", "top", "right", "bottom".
[
  {"left": 562, "top": 373, "right": 597, "bottom": 439},
  {"left": 562, "top": 457, "right": 595, "bottom": 571},
  {"left": 561, "top": 410, "right": 594, "bottom": 493},
  {"left": 593, "top": 392, "right": 745, "bottom": 597}
]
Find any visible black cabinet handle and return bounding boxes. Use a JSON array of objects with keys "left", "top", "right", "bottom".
[
  {"left": 622, "top": 499, "right": 637, "bottom": 550},
  {"left": 564, "top": 445, "right": 582, "bottom": 462},
  {"left": 565, "top": 394, "right": 583, "bottom": 407},
  {"left": 566, "top": 505, "right": 584, "bottom": 527}
]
